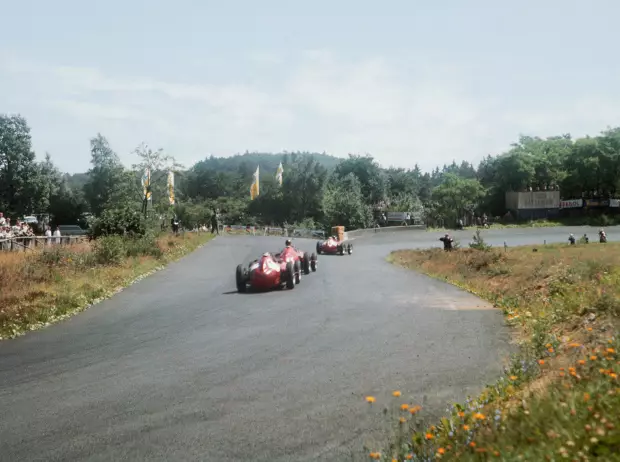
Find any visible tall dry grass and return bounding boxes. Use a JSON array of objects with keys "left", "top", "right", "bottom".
[{"left": 0, "top": 232, "right": 213, "bottom": 339}]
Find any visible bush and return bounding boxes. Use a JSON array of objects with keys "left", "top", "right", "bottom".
[
  {"left": 93, "top": 236, "right": 125, "bottom": 265},
  {"left": 469, "top": 229, "right": 492, "bottom": 251},
  {"left": 124, "top": 234, "right": 163, "bottom": 259},
  {"left": 90, "top": 206, "right": 146, "bottom": 238}
]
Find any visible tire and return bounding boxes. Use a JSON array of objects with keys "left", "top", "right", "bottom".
[
  {"left": 310, "top": 253, "right": 317, "bottom": 272},
  {"left": 347, "top": 244, "right": 353, "bottom": 255},
  {"left": 302, "top": 254, "right": 310, "bottom": 274},
  {"left": 236, "top": 264, "right": 246, "bottom": 293},
  {"left": 316, "top": 241, "right": 321, "bottom": 255},
  {"left": 294, "top": 260, "right": 302, "bottom": 284},
  {"left": 285, "top": 262, "right": 295, "bottom": 289},
  {"left": 338, "top": 244, "right": 344, "bottom": 256}
]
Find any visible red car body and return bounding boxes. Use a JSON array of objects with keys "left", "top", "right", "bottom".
[
  {"left": 316, "top": 237, "right": 353, "bottom": 255},
  {"left": 275, "top": 246, "right": 318, "bottom": 274},
  {"left": 236, "top": 253, "right": 298, "bottom": 292}
]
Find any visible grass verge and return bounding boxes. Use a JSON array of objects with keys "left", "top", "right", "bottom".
[
  {"left": 426, "top": 214, "right": 620, "bottom": 232},
  {"left": 0, "top": 231, "right": 215, "bottom": 340},
  {"left": 370, "top": 242, "right": 620, "bottom": 461}
]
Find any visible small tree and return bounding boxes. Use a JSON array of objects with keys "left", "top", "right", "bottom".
[
  {"left": 132, "top": 143, "right": 184, "bottom": 218},
  {"left": 469, "top": 229, "right": 491, "bottom": 251}
]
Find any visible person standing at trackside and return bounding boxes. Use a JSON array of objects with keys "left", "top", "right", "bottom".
[
  {"left": 45, "top": 226, "right": 52, "bottom": 246},
  {"left": 211, "top": 209, "right": 219, "bottom": 235},
  {"left": 599, "top": 229, "right": 607, "bottom": 243},
  {"left": 439, "top": 233, "right": 453, "bottom": 251},
  {"left": 569, "top": 233, "right": 576, "bottom": 245},
  {"left": 53, "top": 226, "right": 61, "bottom": 245}
]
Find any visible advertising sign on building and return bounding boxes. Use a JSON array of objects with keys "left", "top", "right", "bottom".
[
  {"left": 585, "top": 199, "right": 610, "bottom": 207},
  {"left": 560, "top": 199, "right": 583, "bottom": 209}
]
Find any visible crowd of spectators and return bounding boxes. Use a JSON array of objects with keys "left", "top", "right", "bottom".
[{"left": 0, "top": 212, "right": 36, "bottom": 240}]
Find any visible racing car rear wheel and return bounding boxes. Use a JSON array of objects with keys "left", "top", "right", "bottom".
[
  {"left": 235, "top": 264, "right": 246, "bottom": 293},
  {"left": 310, "top": 253, "right": 317, "bottom": 272},
  {"left": 302, "top": 254, "right": 310, "bottom": 274},
  {"left": 294, "top": 260, "right": 302, "bottom": 284},
  {"left": 347, "top": 244, "right": 353, "bottom": 255},
  {"left": 338, "top": 244, "right": 344, "bottom": 256},
  {"left": 285, "top": 261, "right": 296, "bottom": 289}
]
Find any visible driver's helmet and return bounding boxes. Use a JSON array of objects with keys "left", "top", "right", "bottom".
[
  {"left": 331, "top": 235, "right": 337, "bottom": 240},
  {"left": 262, "top": 252, "right": 270, "bottom": 258},
  {"left": 600, "top": 229, "right": 604, "bottom": 233},
  {"left": 285, "top": 239, "right": 292, "bottom": 247},
  {"left": 445, "top": 233, "right": 450, "bottom": 238}
]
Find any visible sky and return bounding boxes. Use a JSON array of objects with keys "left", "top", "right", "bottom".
[{"left": 1, "top": 0, "right": 620, "bottom": 174}]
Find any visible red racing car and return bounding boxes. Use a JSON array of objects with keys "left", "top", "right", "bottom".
[
  {"left": 236, "top": 252, "right": 301, "bottom": 293},
  {"left": 316, "top": 235, "right": 352, "bottom": 255},
  {"left": 275, "top": 240, "right": 318, "bottom": 275}
]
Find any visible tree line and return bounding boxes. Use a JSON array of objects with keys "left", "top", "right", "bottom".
[{"left": 2, "top": 113, "right": 620, "bottom": 234}]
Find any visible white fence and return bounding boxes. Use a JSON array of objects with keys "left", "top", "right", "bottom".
[{"left": 0, "top": 236, "right": 88, "bottom": 252}]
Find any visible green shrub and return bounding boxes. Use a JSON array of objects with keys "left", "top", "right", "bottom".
[
  {"left": 90, "top": 206, "right": 146, "bottom": 238},
  {"left": 93, "top": 236, "right": 125, "bottom": 265},
  {"left": 469, "top": 229, "right": 492, "bottom": 251},
  {"left": 124, "top": 235, "right": 163, "bottom": 259}
]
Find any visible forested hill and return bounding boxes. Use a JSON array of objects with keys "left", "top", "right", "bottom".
[
  {"left": 195, "top": 151, "right": 344, "bottom": 173},
  {"left": 64, "top": 151, "right": 343, "bottom": 190}
]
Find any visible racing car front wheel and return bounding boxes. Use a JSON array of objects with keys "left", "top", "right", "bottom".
[
  {"left": 310, "top": 253, "right": 317, "bottom": 272},
  {"left": 338, "top": 244, "right": 344, "bottom": 256},
  {"left": 235, "top": 264, "right": 247, "bottom": 293},
  {"left": 285, "top": 261, "right": 296, "bottom": 289},
  {"left": 347, "top": 244, "right": 353, "bottom": 255},
  {"left": 316, "top": 241, "right": 322, "bottom": 255}
]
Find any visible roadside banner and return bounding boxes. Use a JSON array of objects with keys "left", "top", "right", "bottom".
[{"left": 560, "top": 199, "right": 583, "bottom": 209}]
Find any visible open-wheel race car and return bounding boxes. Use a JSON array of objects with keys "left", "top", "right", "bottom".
[
  {"left": 236, "top": 252, "right": 299, "bottom": 293},
  {"left": 316, "top": 235, "right": 352, "bottom": 256},
  {"left": 274, "top": 242, "right": 318, "bottom": 275}
]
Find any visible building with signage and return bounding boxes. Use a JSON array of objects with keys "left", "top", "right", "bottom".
[{"left": 505, "top": 190, "right": 561, "bottom": 220}]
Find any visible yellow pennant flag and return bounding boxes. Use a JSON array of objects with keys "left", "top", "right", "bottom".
[
  {"left": 250, "top": 166, "right": 260, "bottom": 200},
  {"left": 167, "top": 171, "right": 175, "bottom": 205}
]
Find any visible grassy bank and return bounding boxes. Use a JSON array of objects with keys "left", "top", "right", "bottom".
[
  {"left": 374, "top": 242, "right": 619, "bottom": 461},
  {"left": 427, "top": 215, "right": 620, "bottom": 232},
  {"left": 0, "top": 231, "right": 214, "bottom": 340}
]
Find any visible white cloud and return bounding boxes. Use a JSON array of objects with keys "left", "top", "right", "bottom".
[{"left": 1, "top": 49, "right": 619, "bottom": 173}]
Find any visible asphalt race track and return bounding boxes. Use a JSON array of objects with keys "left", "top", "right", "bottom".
[{"left": 0, "top": 226, "right": 615, "bottom": 461}]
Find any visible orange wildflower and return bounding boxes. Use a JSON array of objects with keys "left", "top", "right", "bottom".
[
  {"left": 538, "top": 359, "right": 545, "bottom": 365},
  {"left": 591, "top": 356, "right": 598, "bottom": 361},
  {"left": 584, "top": 392, "right": 590, "bottom": 402},
  {"left": 369, "top": 452, "right": 381, "bottom": 460},
  {"left": 365, "top": 396, "right": 376, "bottom": 403},
  {"left": 473, "top": 412, "right": 486, "bottom": 420},
  {"left": 406, "top": 455, "right": 413, "bottom": 460},
  {"left": 400, "top": 404, "right": 409, "bottom": 411},
  {"left": 437, "top": 448, "right": 446, "bottom": 455},
  {"left": 425, "top": 433, "right": 434, "bottom": 440},
  {"left": 458, "top": 411, "right": 465, "bottom": 418},
  {"left": 509, "top": 375, "right": 518, "bottom": 380},
  {"left": 578, "top": 360, "right": 586, "bottom": 365},
  {"left": 399, "top": 417, "right": 406, "bottom": 424},
  {"left": 463, "top": 425, "right": 470, "bottom": 431},
  {"left": 548, "top": 348, "right": 555, "bottom": 353},
  {"left": 392, "top": 390, "right": 402, "bottom": 397},
  {"left": 469, "top": 442, "right": 477, "bottom": 448},
  {"left": 409, "top": 405, "right": 422, "bottom": 415},
  {"left": 607, "top": 348, "right": 616, "bottom": 354}
]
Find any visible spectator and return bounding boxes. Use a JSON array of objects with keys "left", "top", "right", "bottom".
[
  {"left": 0, "top": 212, "right": 5, "bottom": 226},
  {"left": 53, "top": 226, "right": 61, "bottom": 244},
  {"left": 45, "top": 226, "right": 52, "bottom": 246}
]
